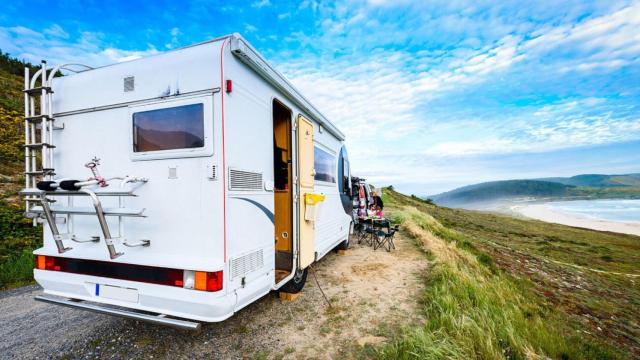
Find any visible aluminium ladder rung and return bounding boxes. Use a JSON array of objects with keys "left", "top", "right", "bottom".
[
  {"left": 23, "top": 143, "right": 56, "bottom": 149},
  {"left": 29, "top": 205, "right": 146, "bottom": 217},
  {"left": 25, "top": 114, "right": 53, "bottom": 122},
  {"left": 35, "top": 123, "right": 64, "bottom": 130},
  {"left": 25, "top": 170, "right": 56, "bottom": 176},
  {"left": 23, "top": 86, "right": 53, "bottom": 95}
]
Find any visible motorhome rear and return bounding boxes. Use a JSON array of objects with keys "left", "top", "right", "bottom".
[{"left": 22, "top": 34, "right": 353, "bottom": 329}]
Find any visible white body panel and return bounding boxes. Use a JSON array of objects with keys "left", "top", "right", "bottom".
[{"left": 33, "top": 35, "right": 351, "bottom": 322}]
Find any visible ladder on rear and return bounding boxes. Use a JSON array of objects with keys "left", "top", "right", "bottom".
[{"left": 23, "top": 61, "right": 58, "bottom": 213}]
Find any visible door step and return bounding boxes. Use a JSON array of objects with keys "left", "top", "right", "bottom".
[{"left": 278, "top": 292, "right": 302, "bottom": 301}]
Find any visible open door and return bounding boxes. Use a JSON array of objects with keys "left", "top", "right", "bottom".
[
  {"left": 273, "top": 100, "right": 293, "bottom": 284},
  {"left": 297, "top": 115, "right": 315, "bottom": 269}
]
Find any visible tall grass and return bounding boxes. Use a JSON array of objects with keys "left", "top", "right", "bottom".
[
  {"left": 373, "top": 192, "right": 624, "bottom": 359},
  {"left": 0, "top": 196, "right": 40, "bottom": 289},
  {"left": 0, "top": 250, "right": 34, "bottom": 289}
]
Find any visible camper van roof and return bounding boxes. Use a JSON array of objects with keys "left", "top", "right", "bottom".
[{"left": 64, "top": 33, "right": 346, "bottom": 141}]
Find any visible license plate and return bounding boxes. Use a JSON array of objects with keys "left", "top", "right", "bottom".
[{"left": 94, "top": 283, "right": 139, "bottom": 303}]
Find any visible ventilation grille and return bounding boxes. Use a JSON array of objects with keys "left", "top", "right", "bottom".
[
  {"left": 229, "top": 169, "right": 262, "bottom": 191},
  {"left": 124, "top": 76, "right": 135, "bottom": 92},
  {"left": 230, "top": 249, "right": 264, "bottom": 280}
]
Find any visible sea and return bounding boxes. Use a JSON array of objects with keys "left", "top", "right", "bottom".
[{"left": 546, "top": 199, "right": 640, "bottom": 223}]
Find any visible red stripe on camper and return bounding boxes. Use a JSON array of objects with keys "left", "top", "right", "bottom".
[{"left": 220, "top": 38, "right": 229, "bottom": 263}]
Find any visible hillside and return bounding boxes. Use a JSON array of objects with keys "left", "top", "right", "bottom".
[
  {"left": 378, "top": 188, "right": 639, "bottom": 358},
  {"left": 0, "top": 51, "right": 42, "bottom": 289},
  {"left": 431, "top": 179, "right": 575, "bottom": 206},
  {"left": 431, "top": 175, "right": 640, "bottom": 207},
  {"left": 540, "top": 173, "right": 640, "bottom": 187}
]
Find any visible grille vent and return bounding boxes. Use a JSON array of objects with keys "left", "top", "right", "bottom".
[
  {"left": 124, "top": 76, "right": 135, "bottom": 92},
  {"left": 229, "top": 169, "right": 262, "bottom": 191},
  {"left": 230, "top": 249, "right": 264, "bottom": 280}
]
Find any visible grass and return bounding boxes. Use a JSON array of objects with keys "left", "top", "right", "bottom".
[
  {"left": 0, "top": 250, "right": 35, "bottom": 288},
  {"left": 369, "top": 188, "right": 634, "bottom": 359},
  {"left": 0, "top": 185, "right": 41, "bottom": 290}
]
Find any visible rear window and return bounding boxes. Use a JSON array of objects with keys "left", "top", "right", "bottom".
[{"left": 133, "top": 103, "right": 205, "bottom": 152}]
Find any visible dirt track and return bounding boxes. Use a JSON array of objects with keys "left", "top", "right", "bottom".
[{"left": 0, "top": 234, "right": 426, "bottom": 359}]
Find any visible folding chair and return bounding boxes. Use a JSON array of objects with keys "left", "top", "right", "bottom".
[{"left": 375, "top": 224, "right": 399, "bottom": 252}]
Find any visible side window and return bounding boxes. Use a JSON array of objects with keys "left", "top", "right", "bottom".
[
  {"left": 338, "top": 146, "right": 350, "bottom": 195},
  {"left": 314, "top": 146, "right": 336, "bottom": 183},
  {"left": 133, "top": 103, "right": 205, "bottom": 152}
]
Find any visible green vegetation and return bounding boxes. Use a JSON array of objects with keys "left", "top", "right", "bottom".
[
  {"left": 0, "top": 51, "right": 41, "bottom": 289},
  {"left": 432, "top": 176, "right": 640, "bottom": 206},
  {"left": 372, "top": 188, "right": 638, "bottom": 359}
]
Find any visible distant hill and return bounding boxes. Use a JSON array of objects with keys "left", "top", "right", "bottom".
[
  {"left": 538, "top": 173, "right": 640, "bottom": 187},
  {"left": 431, "top": 180, "right": 574, "bottom": 206},
  {"left": 431, "top": 173, "right": 640, "bottom": 207}
]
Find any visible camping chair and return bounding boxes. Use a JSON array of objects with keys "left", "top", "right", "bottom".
[
  {"left": 372, "top": 220, "right": 390, "bottom": 250},
  {"left": 374, "top": 224, "right": 399, "bottom": 252},
  {"left": 356, "top": 221, "right": 371, "bottom": 245}
]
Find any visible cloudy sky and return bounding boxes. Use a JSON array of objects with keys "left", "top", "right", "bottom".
[{"left": 1, "top": 0, "right": 639, "bottom": 195}]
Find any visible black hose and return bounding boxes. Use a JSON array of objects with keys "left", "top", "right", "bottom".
[{"left": 59, "top": 180, "right": 81, "bottom": 191}]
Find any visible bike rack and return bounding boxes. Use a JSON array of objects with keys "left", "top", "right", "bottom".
[{"left": 23, "top": 177, "right": 150, "bottom": 259}]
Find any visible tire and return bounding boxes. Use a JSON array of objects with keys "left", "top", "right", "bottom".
[
  {"left": 281, "top": 268, "right": 308, "bottom": 293},
  {"left": 337, "top": 222, "right": 353, "bottom": 250}
]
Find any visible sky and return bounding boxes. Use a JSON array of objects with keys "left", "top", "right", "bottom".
[{"left": 1, "top": 0, "right": 639, "bottom": 195}]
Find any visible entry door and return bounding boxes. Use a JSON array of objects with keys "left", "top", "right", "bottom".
[{"left": 297, "top": 115, "right": 315, "bottom": 269}]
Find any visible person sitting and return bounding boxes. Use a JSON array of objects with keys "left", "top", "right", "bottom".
[{"left": 371, "top": 191, "right": 384, "bottom": 217}]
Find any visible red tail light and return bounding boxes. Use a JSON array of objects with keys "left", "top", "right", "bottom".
[
  {"left": 194, "top": 271, "right": 223, "bottom": 292},
  {"left": 35, "top": 255, "right": 59, "bottom": 271}
]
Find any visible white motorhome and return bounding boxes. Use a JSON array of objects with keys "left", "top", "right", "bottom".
[{"left": 21, "top": 34, "right": 354, "bottom": 330}]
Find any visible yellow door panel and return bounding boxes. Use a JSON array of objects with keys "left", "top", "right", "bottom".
[{"left": 297, "top": 115, "right": 315, "bottom": 269}]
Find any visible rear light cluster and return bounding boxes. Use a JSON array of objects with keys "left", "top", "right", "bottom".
[
  {"left": 35, "top": 255, "right": 222, "bottom": 292},
  {"left": 182, "top": 270, "right": 223, "bottom": 291}
]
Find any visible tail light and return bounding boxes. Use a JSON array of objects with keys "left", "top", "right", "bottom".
[
  {"left": 191, "top": 271, "right": 223, "bottom": 292},
  {"left": 35, "top": 255, "right": 60, "bottom": 271}
]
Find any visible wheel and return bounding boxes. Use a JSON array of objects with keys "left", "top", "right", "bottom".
[
  {"left": 337, "top": 222, "right": 353, "bottom": 250},
  {"left": 280, "top": 268, "right": 308, "bottom": 293}
]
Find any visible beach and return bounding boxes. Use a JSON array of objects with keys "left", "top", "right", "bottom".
[{"left": 512, "top": 202, "right": 640, "bottom": 236}]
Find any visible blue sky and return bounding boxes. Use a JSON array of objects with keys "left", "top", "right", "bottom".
[{"left": 1, "top": 0, "right": 639, "bottom": 195}]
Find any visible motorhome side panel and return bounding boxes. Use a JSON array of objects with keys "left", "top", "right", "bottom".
[
  {"left": 223, "top": 44, "right": 351, "bottom": 274},
  {"left": 220, "top": 43, "right": 276, "bottom": 309}
]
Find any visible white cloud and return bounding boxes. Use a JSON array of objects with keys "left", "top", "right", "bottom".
[
  {"left": 251, "top": 0, "right": 271, "bottom": 8},
  {"left": 0, "top": 25, "right": 159, "bottom": 67},
  {"left": 43, "top": 24, "right": 69, "bottom": 39}
]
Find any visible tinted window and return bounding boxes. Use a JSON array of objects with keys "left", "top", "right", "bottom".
[
  {"left": 338, "top": 146, "right": 350, "bottom": 195},
  {"left": 314, "top": 146, "right": 336, "bottom": 183},
  {"left": 133, "top": 103, "right": 204, "bottom": 152}
]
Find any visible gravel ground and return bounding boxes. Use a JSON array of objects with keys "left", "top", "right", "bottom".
[{"left": 1, "top": 234, "right": 426, "bottom": 359}]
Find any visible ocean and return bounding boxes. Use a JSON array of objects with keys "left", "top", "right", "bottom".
[{"left": 547, "top": 199, "right": 640, "bottom": 223}]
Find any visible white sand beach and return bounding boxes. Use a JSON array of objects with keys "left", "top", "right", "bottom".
[{"left": 512, "top": 203, "right": 640, "bottom": 236}]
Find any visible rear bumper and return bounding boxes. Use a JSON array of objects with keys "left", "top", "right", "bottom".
[
  {"left": 34, "top": 269, "right": 235, "bottom": 323},
  {"left": 34, "top": 295, "right": 200, "bottom": 330}
]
